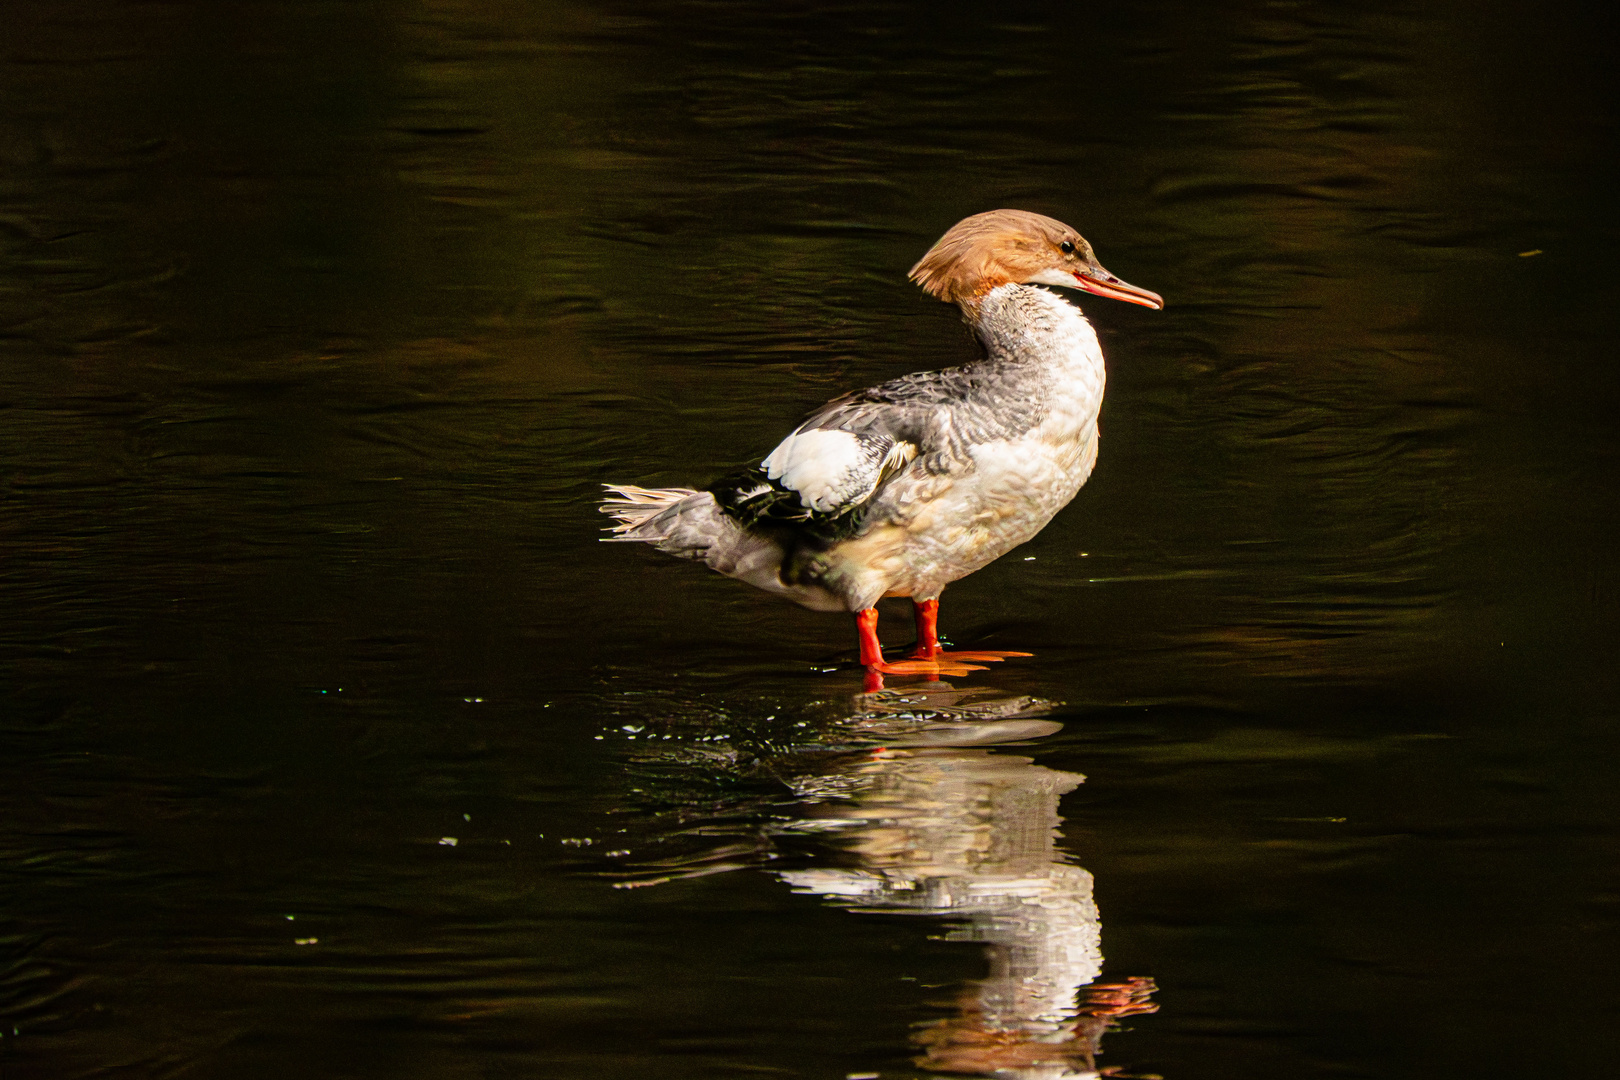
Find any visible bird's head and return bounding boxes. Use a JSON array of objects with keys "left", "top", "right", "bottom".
[{"left": 908, "top": 209, "right": 1163, "bottom": 310}]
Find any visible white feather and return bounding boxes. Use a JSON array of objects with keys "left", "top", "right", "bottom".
[{"left": 762, "top": 429, "right": 864, "bottom": 512}]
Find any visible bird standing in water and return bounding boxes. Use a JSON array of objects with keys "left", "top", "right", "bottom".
[{"left": 602, "top": 210, "right": 1162, "bottom": 684}]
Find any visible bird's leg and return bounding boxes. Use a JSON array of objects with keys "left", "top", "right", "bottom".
[
  {"left": 905, "top": 597, "right": 1033, "bottom": 664},
  {"left": 856, "top": 607, "right": 885, "bottom": 667},
  {"left": 855, "top": 607, "right": 989, "bottom": 679},
  {"left": 910, "top": 597, "right": 942, "bottom": 659}
]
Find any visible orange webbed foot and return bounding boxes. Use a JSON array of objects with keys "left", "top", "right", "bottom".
[
  {"left": 873, "top": 657, "right": 990, "bottom": 677},
  {"left": 903, "top": 599, "right": 1031, "bottom": 668},
  {"left": 906, "top": 648, "right": 1033, "bottom": 664},
  {"left": 854, "top": 605, "right": 1032, "bottom": 693}
]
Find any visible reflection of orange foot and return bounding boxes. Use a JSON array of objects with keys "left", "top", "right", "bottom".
[
  {"left": 863, "top": 658, "right": 985, "bottom": 693},
  {"left": 1077, "top": 977, "right": 1160, "bottom": 1020}
]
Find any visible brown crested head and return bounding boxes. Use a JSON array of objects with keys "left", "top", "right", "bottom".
[{"left": 908, "top": 209, "right": 1163, "bottom": 311}]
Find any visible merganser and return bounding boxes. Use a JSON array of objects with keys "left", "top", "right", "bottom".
[{"left": 602, "top": 210, "right": 1162, "bottom": 681}]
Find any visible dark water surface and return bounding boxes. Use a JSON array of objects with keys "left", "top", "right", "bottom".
[{"left": 4, "top": 2, "right": 1619, "bottom": 1077}]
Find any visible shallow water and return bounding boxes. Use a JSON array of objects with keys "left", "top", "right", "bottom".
[{"left": 3, "top": 1, "right": 1619, "bottom": 1077}]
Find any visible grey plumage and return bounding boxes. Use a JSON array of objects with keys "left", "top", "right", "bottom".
[{"left": 600, "top": 209, "right": 1161, "bottom": 624}]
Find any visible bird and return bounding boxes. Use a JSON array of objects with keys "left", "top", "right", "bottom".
[{"left": 601, "top": 209, "right": 1162, "bottom": 684}]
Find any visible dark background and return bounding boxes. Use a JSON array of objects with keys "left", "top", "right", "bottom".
[{"left": 3, "top": 1, "right": 1618, "bottom": 1077}]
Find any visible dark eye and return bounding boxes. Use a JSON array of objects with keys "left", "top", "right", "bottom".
[{"left": 1060, "top": 240, "right": 1075, "bottom": 255}]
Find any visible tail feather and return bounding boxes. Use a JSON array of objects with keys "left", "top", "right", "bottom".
[
  {"left": 597, "top": 482, "right": 845, "bottom": 612},
  {"left": 599, "top": 484, "right": 702, "bottom": 538}
]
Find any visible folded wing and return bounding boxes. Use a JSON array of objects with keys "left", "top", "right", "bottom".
[
  {"left": 762, "top": 428, "right": 916, "bottom": 514},
  {"left": 710, "top": 362, "right": 1031, "bottom": 531}
]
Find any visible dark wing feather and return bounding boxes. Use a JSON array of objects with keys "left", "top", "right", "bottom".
[{"left": 797, "top": 359, "right": 1048, "bottom": 468}]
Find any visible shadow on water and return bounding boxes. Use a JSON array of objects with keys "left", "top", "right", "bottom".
[{"left": 607, "top": 676, "right": 1162, "bottom": 1079}]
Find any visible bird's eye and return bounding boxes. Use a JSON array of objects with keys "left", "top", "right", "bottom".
[{"left": 1060, "top": 240, "right": 1075, "bottom": 255}]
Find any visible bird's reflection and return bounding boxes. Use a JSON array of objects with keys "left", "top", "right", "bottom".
[{"left": 616, "top": 679, "right": 1158, "bottom": 1078}]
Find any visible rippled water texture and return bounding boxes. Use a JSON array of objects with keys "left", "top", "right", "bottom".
[{"left": 3, "top": 2, "right": 1618, "bottom": 1077}]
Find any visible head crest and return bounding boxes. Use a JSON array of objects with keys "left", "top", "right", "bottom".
[{"left": 908, "top": 209, "right": 1080, "bottom": 304}]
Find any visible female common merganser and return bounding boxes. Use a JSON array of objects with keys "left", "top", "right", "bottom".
[{"left": 602, "top": 209, "right": 1162, "bottom": 679}]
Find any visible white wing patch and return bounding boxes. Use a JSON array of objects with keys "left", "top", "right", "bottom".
[
  {"left": 763, "top": 429, "right": 861, "bottom": 512},
  {"left": 762, "top": 428, "right": 916, "bottom": 514}
]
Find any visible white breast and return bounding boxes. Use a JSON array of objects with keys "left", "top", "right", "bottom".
[{"left": 827, "top": 285, "right": 1109, "bottom": 607}]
